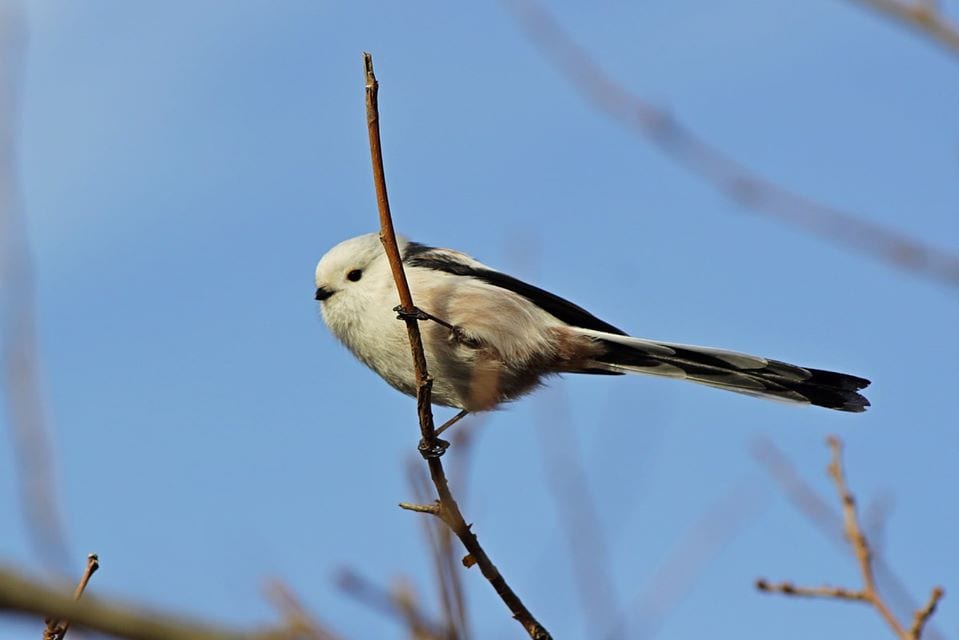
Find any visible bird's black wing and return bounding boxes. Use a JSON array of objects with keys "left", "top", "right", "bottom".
[{"left": 403, "top": 242, "right": 628, "bottom": 336}]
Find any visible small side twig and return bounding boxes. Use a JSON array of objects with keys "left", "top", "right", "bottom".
[
  {"left": 43, "top": 553, "right": 99, "bottom": 640},
  {"left": 398, "top": 502, "right": 441, "bottom": 515},
  {"left": 756, "top": 579, "right": 868, "bottom": 602},
  {"left": 757, "top": 437, "right": 945, "bottom": 640},
  {"left": 909, "top": 587, "right": 945, "bottom": 640},
  {"left": 363, "top": 52, "right": 552, "bottom": 640}
]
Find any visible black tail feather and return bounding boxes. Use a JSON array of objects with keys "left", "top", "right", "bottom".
[{"left": 593, "top": 338, "right": 871, "bottom": 413}]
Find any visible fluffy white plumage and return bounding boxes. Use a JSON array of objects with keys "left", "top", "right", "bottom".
[{"left": 315, "top": 233, "right": 870, "bottom": 414}]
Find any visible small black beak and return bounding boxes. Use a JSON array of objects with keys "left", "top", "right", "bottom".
[{"left": 315, "top": 286, "right": 334, "bottom": 301}]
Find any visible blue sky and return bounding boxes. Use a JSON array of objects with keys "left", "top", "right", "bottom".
[{"left": 1, "top": 1, "right": 957, "bottom": 638}]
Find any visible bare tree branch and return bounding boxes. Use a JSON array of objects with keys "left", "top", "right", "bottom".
[
  {"left": 756, "top": 579, "right": 869, "bottom": 601},
  {"left": 504, "top": 0, "right": 959, "bottom": 289},
  {"left": 362, "top": 52, "right": 552, "bottom": 640},
  {"left": 751, "top": 437, "right": 946, "bottom": 640},
  {"left": 757, "top": 437, "right": 945, "bottom": 640}
]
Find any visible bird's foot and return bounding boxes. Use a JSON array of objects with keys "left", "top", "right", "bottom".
[
  {"left": 393, "top": 304, "right": 453, "bottom": 329},
  {"left": 418, "top": 436, "right": 450, "bottom": 459}
]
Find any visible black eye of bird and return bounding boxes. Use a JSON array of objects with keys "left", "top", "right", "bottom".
[{"left": 347, "top": 269, "right": 363, "bottom": 282}]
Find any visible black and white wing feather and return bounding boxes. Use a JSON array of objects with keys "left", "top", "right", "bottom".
[{"left": 401, "top": 240, "right": 871, "bottom": 412}]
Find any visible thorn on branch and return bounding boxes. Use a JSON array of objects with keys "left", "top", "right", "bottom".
[{"left": 398, "top": 501, "right": 441, "bottom": 516}]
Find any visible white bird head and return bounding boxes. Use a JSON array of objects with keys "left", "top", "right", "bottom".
[{"left": 315, "top": 233, "right": 389, "bottom": 301}]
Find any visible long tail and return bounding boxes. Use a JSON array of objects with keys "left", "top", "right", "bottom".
[{"left": 576, "top": 329, "right": 871, "bottom": 412}]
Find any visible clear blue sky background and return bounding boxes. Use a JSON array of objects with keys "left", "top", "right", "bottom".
[{"left": 1, "top": 2, "right": 957, "bottom": 638}]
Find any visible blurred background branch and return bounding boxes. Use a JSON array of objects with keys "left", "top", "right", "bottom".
[
  {"left": 505, "top": 0, "right": 959, "bottom": 289},
  {"left": 609, "top": 479, "right": 766, "bottom": 639},
  {"left": 0, "top": 565, "right": 294, "bottom": 640},
  {"left": 0, "top": 0, "right": 71, "bottom": 571},
  {"left": 846, "top": 0, "right": 959, "bottom": 56},
  {"left": 263, "top": 580, "right": 345, "bottom": 640},
  {"left": 751, "top": 437, "right": 947, "bottom": 640}
]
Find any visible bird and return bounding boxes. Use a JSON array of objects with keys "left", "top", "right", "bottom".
[{"left": 314, "top": 233, "right": 870, "bottom": 429}]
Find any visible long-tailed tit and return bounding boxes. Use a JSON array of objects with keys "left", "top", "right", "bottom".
[{"left": 315, "top": 233, "right": 870, "bottom": 421}]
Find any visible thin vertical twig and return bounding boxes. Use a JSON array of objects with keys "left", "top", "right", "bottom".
[
  {"left": 826, "top": 437, "right": 904, "bottom": 636},
  {"left": 363, "top": 52, "right": 552, "bottom": 640}
]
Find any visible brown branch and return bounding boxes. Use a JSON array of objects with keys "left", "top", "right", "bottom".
[
  {"left": 750, "top": 437, "right": 945, "bottom": 640},
  {"left": 504, "top": 0, "right": 959, "bottom": 289},
  {"left": 0, "top": 566, "right": 288, "bottom": 640},
  {"left": 363, "top": 52, "right": 552, "bottom": 640},
  {"left": 756, "top": 579, "right": 869, "bottom": 601},
  {"left": 846, "top": 0, "right": 959, "bottom": 56},
  {"left": 825, "top": 436, "right": 904, "bottom": 634},
  {"left": 44, "top": 553, "right": 100, "bottom": 639},
  {"left": 756, "top": 437, "right": 945, "bottom": 639}
]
